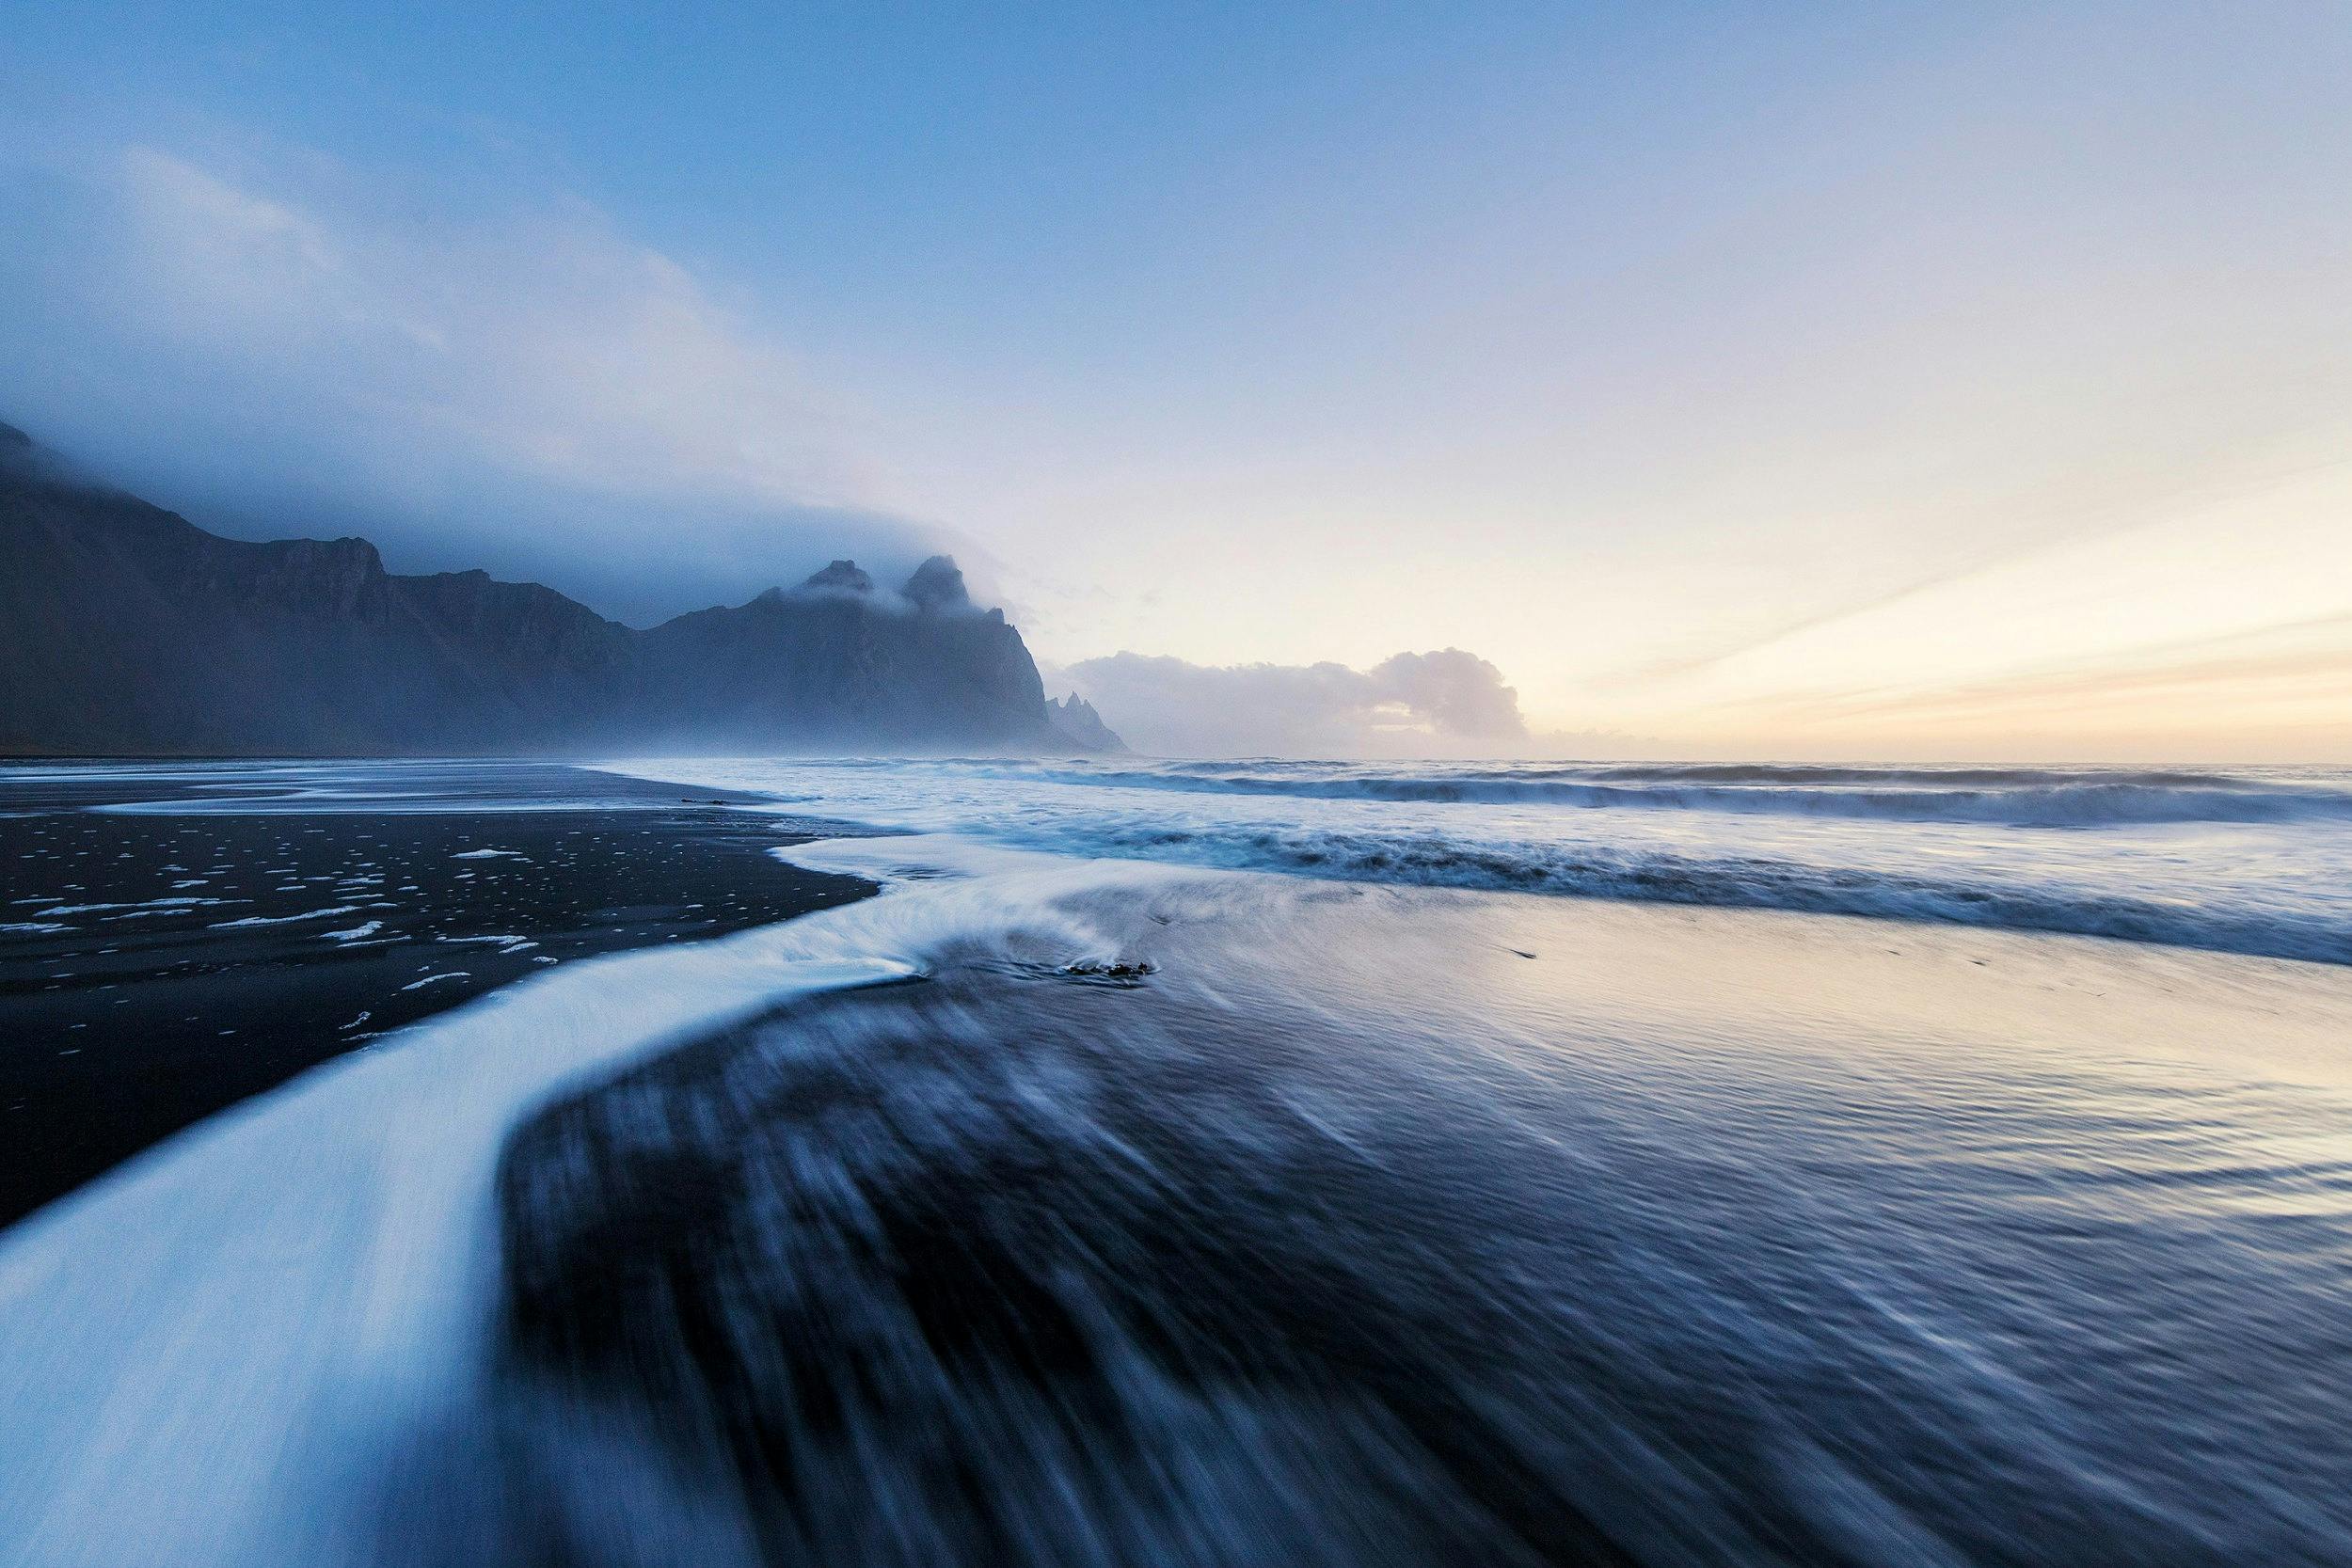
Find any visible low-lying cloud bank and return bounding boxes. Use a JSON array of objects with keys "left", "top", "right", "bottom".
[
  {"left": 1058, "top": 649, "right": 1537, "bottom": 758},
  {"left": 1, "top": 142, "right": 946, "bottom": 624}
]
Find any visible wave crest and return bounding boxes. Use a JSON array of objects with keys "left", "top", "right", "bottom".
[{"left": 968, "top": 761, "right": 2352, "bottom": 827}]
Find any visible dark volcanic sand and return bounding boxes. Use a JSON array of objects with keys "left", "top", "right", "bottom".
[{"left": 0, "top": 761, "right": 874, "bottom": 1227}]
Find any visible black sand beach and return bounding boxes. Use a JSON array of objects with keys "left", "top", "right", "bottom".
[
  {"left": 0, "top": 761, "right": 874, "bottom": 1226},
  {"left": 8, "top": 769, "right": 2352, "bottom": 1564}
]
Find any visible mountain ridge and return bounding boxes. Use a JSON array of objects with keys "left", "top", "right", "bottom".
[{"left": 0, "top": 421, "right": 1123, "bottom": 757}]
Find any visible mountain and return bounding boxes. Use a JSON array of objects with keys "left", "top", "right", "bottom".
[
  {"left": 1045, "top": 692, "right": 1125, "bottom": 752},
  {"left": 0, "top": 422, "right": 1122, "bottom": 757}
]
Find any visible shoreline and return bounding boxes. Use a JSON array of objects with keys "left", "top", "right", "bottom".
[
  {"left": 0, "top": 761, "right": 881, "bottom": 1226},
  {"left": 8, "top": 834, "right": 2351, "bottom": 1562}
]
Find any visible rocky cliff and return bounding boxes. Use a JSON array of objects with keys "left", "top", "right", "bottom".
[
  {"left": 1044, "top": 692, "right": 1126, "bottom": 752},
  {"left": 0, "top": 422, "right": 1112, "bottom": 756}
]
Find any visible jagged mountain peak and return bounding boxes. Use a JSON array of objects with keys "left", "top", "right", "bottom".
[
  {"left": 1045, "top": 690, "right": 1126, "bottom": 752},
  {"left": 801, "top": 559, "right": 876, "bottom": 594},
  {"left": 902, "top": 554, "right": 971, "bottom": 611}
]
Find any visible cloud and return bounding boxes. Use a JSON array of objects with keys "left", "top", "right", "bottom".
[
  {"left": 0, "top": 142, "right": 946, "bottom": 624},
  {"left": 1057, "top": 648, "right": 1534, "bottom": 758},
  {"left": 1587, "top": 453, "right": 2352, "bottom": 695},
  {"left": 1742, "top": 613, "right": 2352, "bottom": 736}
]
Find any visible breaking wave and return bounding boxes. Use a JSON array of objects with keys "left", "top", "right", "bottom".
[
  {"left": 987, "top": 820, "right": 2352, "bottom": 965},
  {"left": 599, "top": 758, "right": 2352, "bottom": 968},
  {"left": 939, "top": 759, "right": 2352, "bottom": 828}
]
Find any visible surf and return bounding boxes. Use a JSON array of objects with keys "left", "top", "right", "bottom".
[
  {"left": 597, "top": 759, "right": 2352, "bottom": 967},
  {"left": 11, "top": 829, "right": 2352, "bottom": 1564}
]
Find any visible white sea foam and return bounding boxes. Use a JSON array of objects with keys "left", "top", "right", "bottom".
[
  {"left": 209, "top": 906, "right": 365, "bottom": 929},
  {"left": 16, "top": 895, "right": 239, "bottom": 918},
  {"left": 909, "top": 757, "right": 2352, "bottom": 826},
  {"left": 0, "top": 836, "right": 1179, "bottom": 1566},
  {"left": 597, "top": 757, "right": 2352, "bottom": 966}
]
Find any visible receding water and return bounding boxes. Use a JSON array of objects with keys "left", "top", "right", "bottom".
[{"left": 4, "top": 761, "right": 2349, "bottom": 1565}]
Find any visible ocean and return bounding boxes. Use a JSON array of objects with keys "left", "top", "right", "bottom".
[
  {"left": 609, "top": 755, "right": 2352, "bottom": 963},
  {"left": 3, "top": 755, "right": 2349, "bottom": 1565}
]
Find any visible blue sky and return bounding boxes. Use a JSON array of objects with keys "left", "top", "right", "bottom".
[{"left": 5, "top": 3, "right": 2349, "bottom": 757}]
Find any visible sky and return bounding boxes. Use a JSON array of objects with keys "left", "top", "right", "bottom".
[{"left": 3, "top": 1, "right": 2348, "bottom": 760}]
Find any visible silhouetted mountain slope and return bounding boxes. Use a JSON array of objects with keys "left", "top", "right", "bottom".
[
  {"left": 0, "top": 422, "right": 1106, "bottom": 756},
  {"left": 1045, "top": 692, "right": 1125, "bottom": 752}
]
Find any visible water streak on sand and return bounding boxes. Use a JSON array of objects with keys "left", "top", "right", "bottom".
[
  {"left": 7, "top": 829, "right": 2352, "bottom": 1563},
  {"left": 8, "top": 763, "right": 2352, "bottom": 1564}
]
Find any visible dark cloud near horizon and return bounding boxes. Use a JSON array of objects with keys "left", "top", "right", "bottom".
[
  {"left": 1058, "top": 648, "right": 1533, "bottom": 758},
  {"left": 0, "top": 144, "right": 953, "bottom": 626}
]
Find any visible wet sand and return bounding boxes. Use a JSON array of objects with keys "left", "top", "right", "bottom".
[
  {"left": 0, "top": 761, "right": 874, "bottom": 1225},
  {"left": 482, "top": 857, "right": 2352, "bottom": 1564},
  {"left": 8, "top": 831, "right": 2352, "bottom": 1564}
]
